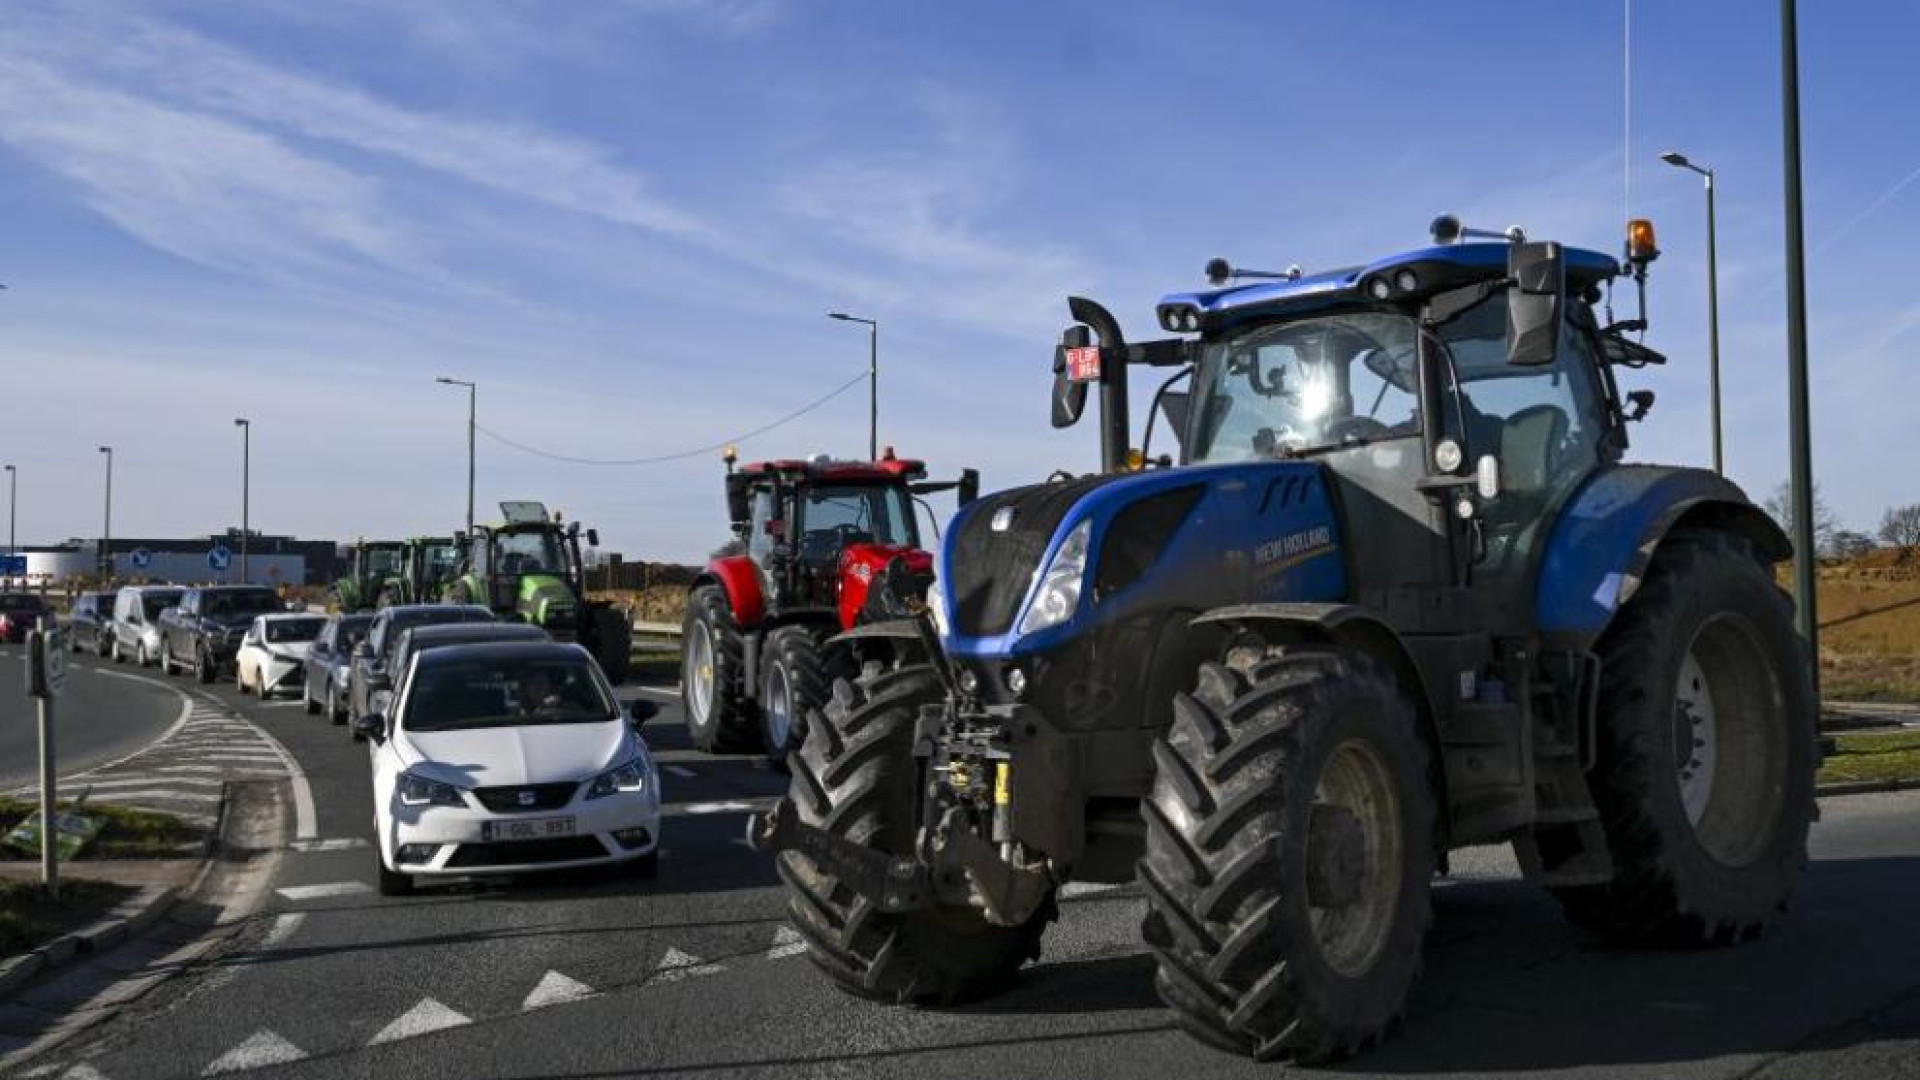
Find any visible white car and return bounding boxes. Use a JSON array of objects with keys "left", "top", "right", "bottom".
[
  {"left": 236, "top": 612, "right": 328, "bottom": 697},
  {"left": 357, "top": 640, "right": 661, "bottom": 895}
]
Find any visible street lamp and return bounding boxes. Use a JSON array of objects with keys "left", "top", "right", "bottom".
[
  {"left": 828, "top": 313, "right": 879, "bottom": 459},
  {"left": 1779, "top": 0, "right": 1818, "bottom": 691},
  {"left": 234, "top": 418, "right": 250, "bottom": 583},
  {"left": 4, "top": 464, "right": 14, "bottom": 583},
  {"left": 1660, "top": 150, "right": 1724, "bottom": 476},
  {"left": 98, "top": 447, "right": 112, "bottom": 582},
  {"left": 436, "top": 377, "right": 477, "bottom": 533}
]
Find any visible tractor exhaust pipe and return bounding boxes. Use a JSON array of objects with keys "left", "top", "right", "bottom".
[{"left": 1067, "top": 297, "right": 1131, "bottom": 474}]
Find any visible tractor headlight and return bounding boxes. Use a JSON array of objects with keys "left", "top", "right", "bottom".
[
  {"left": 925, "top": 584, "right": 950, "bottom": 637},
  {"left": 1018, "top": 520, "right": 1092, "bottom": 635}
]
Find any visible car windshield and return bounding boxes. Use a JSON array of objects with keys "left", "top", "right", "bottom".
[
  {"left": 493, "top": 530, "right": 565, "bottom": 576},
  {"left": 2, "top": 594, "right": 46, "bottom": 611},
  {"left": 1188, "top": 312, "right": 1423, "bottom": 463},
  {"left": 205, "top": 591, "right": 281, "bottom": 618},
  {"left": 403, "top": 656, "right": 614, "bottom": 732},
  {"left": 265, "top": 617, "right": 325, "bottom": 643},
  {"left": 798, "top": 484, "right": 916, "bottom": 550},
  {"left": 364, "top": 548, "right": 403, "bottom": 576},
  {"left": 140, "top": 592, "right": 182, "bottom": 618}
]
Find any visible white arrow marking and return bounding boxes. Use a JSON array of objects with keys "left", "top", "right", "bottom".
[
  {"left": 522, "top": 970, "right": 597, "bottom": 1010},
  {"left": 653, "top": 947, "right": 724, "bottom": 983},
  {"left": 275, "top": 881, "right": 373, "bottom": 901},
  {"left": 62, "top": 1064, "right": 109, "bottom": 1080},
  {"left": 261, "top": 912, "right": 305, "bottom": 949},
  {"left": 766, "top": 925, "right": 807, "bottom": 960},
  {"left": 204, "top": 1030, "right": 306, "bottom": 1073},
  {"left": 370, "top": 998, "right": 471, "bottom": 1044}
]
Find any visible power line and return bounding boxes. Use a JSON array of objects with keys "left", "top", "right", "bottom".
[{"left": 474, "top": 370, "right": 871, "bottom": 466}]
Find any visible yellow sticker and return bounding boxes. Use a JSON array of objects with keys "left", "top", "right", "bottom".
[{"left": 994, "top": 763, "right": 1010, "bottom": 805}]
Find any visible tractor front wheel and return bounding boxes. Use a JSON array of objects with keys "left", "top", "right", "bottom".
[
  {"left": 1554, "top": 530, "right": 1815, "bottom": 944},
  {"left": 1141, "top": 648, "right": 1434, "bottom": 1063},
  {"left": 759, "top": 627, "right": 848, "bottom": 770},
  {"left": 681, "top": 585, "right": 755, "bottom": 753},
  {"left": 779, "top": 663, "right": 1052, "bottom": 1003}
]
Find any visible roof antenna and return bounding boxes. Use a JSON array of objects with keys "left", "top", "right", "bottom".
[{"left": 1205, "top": 258, "right": 1303, "bottom": 287}]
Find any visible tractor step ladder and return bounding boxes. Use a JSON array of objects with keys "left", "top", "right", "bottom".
[{"left": 1512, "top": 737, "right": 1614, "bottom": 886}]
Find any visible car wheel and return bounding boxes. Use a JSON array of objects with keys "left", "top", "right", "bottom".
[
  {"left": 329, "top": 686, "right": 344, "bottom": 726},
  {"left": 97, "top": 635, "right": 111, "bottom": 659},
  {"left": 377, "top": 849, "right": 415, "bottom": 897},
  {"left": 137, "top": 642, "right": 150, "bottom": 667},
  {"left": 197, "top": 646, "right": 217, "bottom": 685},
  {"left": 111, "top": 637, "right": 125, "bottom": 664},
  {"left": 303, "top": 683, "right": 320, "bottom": 716},
  {"left": 159, "top": 644, "right": 177, "bottom": 677}
]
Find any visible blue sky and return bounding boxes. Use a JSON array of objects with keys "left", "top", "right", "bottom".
[{"left": 2, "top": 1, "right": 1915, "bottom": 561}]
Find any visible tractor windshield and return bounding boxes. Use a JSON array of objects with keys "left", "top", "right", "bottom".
[
  {"left": 420, "top": 543, "right": 460, "bottom": 582},
  {"left": 493, "top": 530, "right": 567, "bottom": 577},
  {"left": 797, "top": 484, "right": 917, "bottom": 552},
  {"left": 1188, "top": 312, "right": 1422, "bottom": 464},
  {"left": 364, "top": 548, "right": 403, "bottom": 577}
]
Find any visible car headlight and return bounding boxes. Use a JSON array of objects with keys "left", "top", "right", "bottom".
[
  {"left": 925, "top": 583, "right": 950, "bottom": 637},
  {"left": 585, "top": 756, "right": 650, "bottom": 800},
  {"left": 1017, "top": 519, "right": 1092, "bottom": 635},
  {"left": 397, "top": 772, "right": 466, "bottom": 809}
]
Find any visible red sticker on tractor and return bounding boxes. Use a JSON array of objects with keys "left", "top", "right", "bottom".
[{"left": 1065, "top": 346, "right": 1102, "bottom": 382}]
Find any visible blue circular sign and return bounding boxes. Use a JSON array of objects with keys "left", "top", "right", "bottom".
[
  {"left": 208, "top": 546, "right": 233, "bottom": 572},
  {"left": 130, "top": 548, "right": 153, "bottom": 569}
]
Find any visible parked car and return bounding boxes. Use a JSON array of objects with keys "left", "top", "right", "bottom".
[
  {"left": 305, "top": 612, "right": 376, "bottom": 721},
  {"left": 236, "top": 612, "right": 328, "bottom": 698},
  {"left": 0, "top": 592, "right": 51, "bottom": 644},
  {"left": 372, "top": 622, "right": 553, "bottom": 719},
  {"left": 355, "top": 640, "right": 660, "bottom": 895},
  {"left": 66, "top": 592, "right": 117, "bottom": 656},
  {"left": 111, "top": 586, "right": 185, "bottom": 666},
  {"left": 348, "top": 604, "right": 494, "bottom": 732},
  {"left": 158, "top": 586, "right": 284, "bottom": 684}
]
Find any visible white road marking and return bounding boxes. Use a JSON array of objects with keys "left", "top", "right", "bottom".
[
  {"left": 275, "top": 881, "right": 373, "bottom": 901},
  {"left": 203, "top": 1030, "right": 305, "bottom": 1073},
  {"left": 63, "top": 690, "right": 193, "bottom": 778},
  {"left": 78, "top": 775, "right": 225, "bottom": 790},
  {"left": 652, "top": 947, "right": 724, "bottom": 983},
  {"left": 289, "top": 838, "right": 370, "bottom": 852},
  {"left": 1060, "top": 882, "right": 1123, "bottom": 898},
  {"left": 58, "top": 1066, "right": 107, "bottom": 1080},
  {"left": 675, "top": 799, "right": 772, "bottom": 816},
  {"left": 766, "top": 926, "right": 807, "bottom": 960},
  {"left": 243, "top": 720, "right": 316, "bottom": 841},
  {"left": 260, "top": 912, "right": 305, "bottom": 949},
  {"left": 637, "top": 685, "right": 683, "bottom": 698},
  {"left": 522, "top": 970, "right": 596, "bottom": 1010},
  {"left": 664, "top": 765, "right": 697, "bottom": 779},
  {"left": 369, "top": 998, "right": 470, "bottom": 1044}
]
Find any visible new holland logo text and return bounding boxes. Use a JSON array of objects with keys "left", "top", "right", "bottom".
[{"left": 1254, "top": 525, "right": 1333, "bottom": 572}]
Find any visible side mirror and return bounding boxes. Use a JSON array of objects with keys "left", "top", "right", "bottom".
[
  {"left": 957, "top": 468, "right": 980, "bottom": 507},
  {"left": 628, "top": 699, "right": 660, "bottom": 724},
  {"left": 586, "top": 528, "right": 599, "bottom": 548},
  {"left": 724, "top": 473, "right": 751, "bottom": 527},
  {"left": 1505, "top": 241, "right": 1565, "bottom": 366},
  {"left": 371, "top": 689, "right": 394, "bottom": 716},
  {"left": 353, "top": 641, "right": 374, "bottom": 660},
  {"left": 1050, "top": 326, "right": 1093, "bottom": 428},
  {"left": 352, "top": 714, "right": 386, "bottom": 743}
]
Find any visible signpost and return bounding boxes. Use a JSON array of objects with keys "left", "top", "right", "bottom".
[{"left": 26, "top": 617, "right": 66, "bottom": 893}]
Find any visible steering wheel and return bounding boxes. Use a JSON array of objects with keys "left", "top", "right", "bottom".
[{"left": 1324, "top": 415, "right": 1392, "bottom": 443}]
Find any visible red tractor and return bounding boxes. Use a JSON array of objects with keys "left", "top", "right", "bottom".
[{"left": 681, "top": 449, "right": 977, "bottom": 764}]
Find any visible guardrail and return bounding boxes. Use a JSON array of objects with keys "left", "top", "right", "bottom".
[{"left": 632, "top": 620, "right": 682, "bottom": 637}]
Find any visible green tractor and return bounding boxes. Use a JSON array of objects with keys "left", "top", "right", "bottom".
[
  {"left": 330, "top": 540, "right": 406, "bottom": 612},
  {"left": 447, "top": 501, "right": 633, "bottom": 683},
  {"left": 396, "top": 535, "right": 463, "bottom": 606}
]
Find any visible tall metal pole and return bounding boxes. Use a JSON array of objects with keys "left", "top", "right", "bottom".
[
  {"left": 1780, "top": 0, "right": 1819, "bottom": 692},
  {"left": 1703, "top": 170, "right": 1722, "bottom": 475},
  {"left": 98, "top": 447, "right": 112, "bottom": 583},
  {"left": 5, "top": 464, "right": 15, "bottom": 568},
  {"left": 438, "top": 378, "right": 477, "bottom": 532},
  {"left": 36, "top": 617, "right": 56, "bottom": 895},
  {"left": 828, "top": 313, "right": 879, "bottom": 458},
  {"left": 235, "top": 418, "right": 251, "bottom": 583}
]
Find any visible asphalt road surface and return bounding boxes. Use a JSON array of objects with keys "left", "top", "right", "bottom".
[
  {"left": 0, "top": 644, "right": 185, "bottom": 792},
  {"left": 12, "top": 666, "right": 1920, "bottom": 1080}
]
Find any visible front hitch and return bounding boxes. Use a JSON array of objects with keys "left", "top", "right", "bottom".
[{"left": 746, "top": 800, "right": 931, "bottom": 913}]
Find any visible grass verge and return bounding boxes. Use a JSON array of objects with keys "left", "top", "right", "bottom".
[
  {"left": 0, "top": 878, "right": 135, "bottom": 956},
  {"left": 1818, "top": 729, "right": 1920, "bottom": 787},
  {"left": 0, "top": 796, "right": 205, "bottom": 860}
]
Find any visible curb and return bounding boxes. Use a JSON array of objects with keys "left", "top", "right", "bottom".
[{"left": 1815, "top": 778, "right": 1920, "bottom": 798}]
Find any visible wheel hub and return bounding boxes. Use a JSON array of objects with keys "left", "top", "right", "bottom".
[
  {"left": 1306, "top": 739, "right": 1404, "bottom": 978},
  {"left": 687, "top": 624, "right": 715, "bottom": 723},
  {"left": 766, "top": 662, "right": 793, "bottom": 751},
  {"left": 1305, "top": 804, "right": 1367, "bottom": 908},
  {"left": 1673, "top": 650, "right": 1718, "bottom": 828}
]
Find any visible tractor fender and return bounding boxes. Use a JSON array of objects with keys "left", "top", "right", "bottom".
[
  {"left": 826, "top": 618, "right": 927, "bottom": 668},
  {"left": 827, "top": 619, "right": 922, "bottom": 646},
  {"left": 1534, "top": 465, "right": 1790, "bottom": 647},
  {"left": 698, "top": 555, "right": 764, "bottom": 629}
]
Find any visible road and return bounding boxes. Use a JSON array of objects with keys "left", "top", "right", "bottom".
[
  {"left": 0, "top": 645, "right": 186, "bottom": 792},
  {"left": 9, "top": 666, "right": 1920, "bottom": 1080}
]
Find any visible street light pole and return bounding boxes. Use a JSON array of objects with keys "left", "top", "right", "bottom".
[
  {"left": 1780, "top": 0, "right": 1819, "bottom": 693},
  {"left": 98, "top": 447, "right": 112, "bottom": 583},
  {"left": 1660, "top": 151, "right": 1723, "bottom": 475},
  {"left": 4, "top": 464, "right": 15, "bottom": 567},
  {"left": 828, "top": 313, "right": 879, "bottom": 459},
  {"left": 437, "top": 378, "right": 477, "bottom": 532},
  {"left": 234, "top": 418, "right": 251, "bottom": 583}
]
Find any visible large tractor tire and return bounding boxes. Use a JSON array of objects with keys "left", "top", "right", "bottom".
[
  {"left": 592, "top": 606, "right": 633, "bottom": 686},
  {"left": 1554, "top": 530, "right": 1815, "bottom": 945},
  {"left": 681, "top": 585, "right": 756, "bottom": 753},
  {"left": 779, "top": 662, "right": 1052, "bottom": 1003},
  {"left": 758, "top": 626, "right": 850, "bottom": 770},
  {"left": 1141, "top": 649, "right": 1435, "bottom": 1063}
]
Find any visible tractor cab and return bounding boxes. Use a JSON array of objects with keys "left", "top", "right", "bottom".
[
  {"left": 449, "top": 501, "right": 631, "bottom": 683},
  {"left": 333, "top": 540, "right": 406, "bottom": 611},
  {"left": 402, "top": 536, "right": 461, "bottom": 604}
]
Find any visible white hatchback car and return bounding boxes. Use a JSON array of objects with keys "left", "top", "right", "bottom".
[
  {"left": 236, "top": 612, "right": 328, "bottom": 697},
  {"left": 357, "top": 640, "right": 661, "bottom": 895}
]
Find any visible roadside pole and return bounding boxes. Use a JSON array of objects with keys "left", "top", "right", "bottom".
[{"left": 28, "top": 615, "right": 67, "bottom": 895}]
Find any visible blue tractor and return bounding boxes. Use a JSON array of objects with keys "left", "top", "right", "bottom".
[{"left": 749, "top": 218, "right": 1816, "bottom": 1061}]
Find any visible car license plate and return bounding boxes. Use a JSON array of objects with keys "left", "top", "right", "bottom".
[{"left": 482, "top": 816, "right": 576, "bottom": 842}]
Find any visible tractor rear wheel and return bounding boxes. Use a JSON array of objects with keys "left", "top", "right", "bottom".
[
  {"left": 681, "top": 585, "right": 756, "bottom": 753},
  {"left": 1141, "top": 649, "right": 1434, "bottom": 1063},
  {"left": 779, "top": 662, "right": 1052, "bottom": 1003},
  {"left": 759, "top": 626, "right": 848, "bottom": 770},
  {"left": 1554, "top": 530, "right": 1814, "bottom": 944}
]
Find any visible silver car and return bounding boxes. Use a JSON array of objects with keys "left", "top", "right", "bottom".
[{"left": 111, "top": 585, "right": 184, "bottom": 667}]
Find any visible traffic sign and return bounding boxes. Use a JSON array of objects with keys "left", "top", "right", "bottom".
[
  {"left": 208, "top": 545, "right": 233, "bottom": 572},
  {"left": 130, "top": 547, "right": 153, "bottom": 569},
  {"left": 28, "top": 626, "right": 67, "bottom": 698},
  {"left": 0, "top": 554, "right": 24, "bottom": 576}
]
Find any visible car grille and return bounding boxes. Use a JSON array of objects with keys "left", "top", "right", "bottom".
[
  {"left": 473, "top": 783, "right": 578, "bottom": 813},
  {"left": 445, "top": 837, "right": 607, "bottom": 868}
]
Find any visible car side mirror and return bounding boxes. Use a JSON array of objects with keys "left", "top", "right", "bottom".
[
  {"left": 1505, "top": 241, "right": 1565, "bottom": 366},
  {"left": 627, "top": 699, "right": 660, "bottom": 724},
  {"left": 353, "top": 641, "right": 373, "bottom": 660},
  {"left": 371, "top": 689, "right": 394, "bottom": 715},
  {"left": 1051, "top": 326, "right": 1093, "bottom": 429},
  {"left": 352, "top": 714, "right": 386, "bottom": 743}
]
